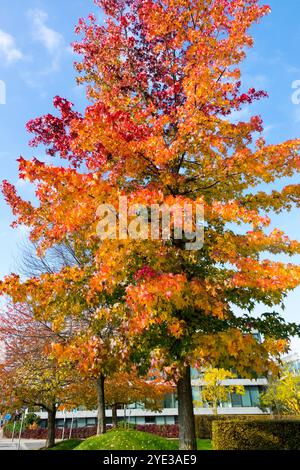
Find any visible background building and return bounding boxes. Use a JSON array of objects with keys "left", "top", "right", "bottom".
[{"left": 38, "top": 372, "right": 268, "bottom": 429}]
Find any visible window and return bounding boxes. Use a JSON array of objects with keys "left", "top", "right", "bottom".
[
  {"left": 249, "top": 386, "right": 260, "bottom": 406},
  {"left": 86, "top": 418, "right": 96, "bottom": 427},
  {"left": 77, "top": 418, "right": 87, "bottom": 428},
  {"left": 164, "top": 393, "right": 176, "bottom": 409},
  {"left": 192, "top": 386, "right": 201, "bottom": 403},
  {"left": 136, "top": 417, "right": 145, "bottom": 425},
  {"left": 241, "top": 388, "right": 252, "bottom": 407},
  {"left": 65, "top": 419, "right": 73, "bottom": 429},
  {"left": 156, "top": 416, "right": 166, "bottom": 425},
  {"left": 56, "top": 419, "right": 65, "bottom": 428},
  {"left": 145, "top": 416, "right": 156, "bottom": 424},
  {"left": 165, "top": 416, "right": 175, "bottom": 425},
  {"left": 190, "top": 368, "right": 201, "bottom": 379},
  {"left": 231, "top": 393, "right": 243, "bottom": 407}
]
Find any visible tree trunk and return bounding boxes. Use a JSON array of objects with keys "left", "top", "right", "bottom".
[
  {"left": 213, "top": 400, "right": 218, "bottom": 416},
  {"left": 177, "top": 365, "right": 197, "bottom": 450},
  {"left": 96, "top": 374, "right": 106, "bottom": 435},
  {"left": 112, "top": 404, "right": 118, "bottom": 428},
  {"left": 46, "top": 406, "right": 56, "bottom": 449}
]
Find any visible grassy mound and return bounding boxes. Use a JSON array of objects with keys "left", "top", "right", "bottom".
[
  {"left": 49, "top": 439, "right": 83, "bottom": 450},
  {"left": 75, "top": 430, "right": 179, "bottom": 451},
  {"left": 197, "top": 439, "right": 212, "bottom": 450}
]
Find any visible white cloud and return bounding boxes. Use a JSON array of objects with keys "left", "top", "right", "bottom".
[
  {"left": 0, "top": 29, "right": 23, "bottom": 65},
  {"left": 28, "top": 9, "right": 67, "bottom": 72},
  {"left": 28, "top": 9, "right": 63, "bottom": 53},
  {"left": 263, "top": 124, "right": 277, "bottom": 136},
  {"left": 228, "top": 106, "right": 251, "bottom": 123}
]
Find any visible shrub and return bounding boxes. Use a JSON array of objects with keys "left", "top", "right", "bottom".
[
  {"left": 3, "top": 423, "right": 178, "bottom": 440},
  {"left": 3, "top": 413, "right": 40, "bottom": 437},
  {"left": 3, "top": 426, "right": 97, "bottom": 440},
  {"left": 195, "top": 414, "right": 272, "bottom": 439},
  {"left": 212, "top": 419, "right": 300, "bottom": 450},
  {"left": 116, "top": 421, "right": 136, "bottom": 430},
  {"left": 25, "top": 413, "right": 40, "bottom": 427},
  {"left": 136, "top": 424, "right": 178, "bottom": 438}
]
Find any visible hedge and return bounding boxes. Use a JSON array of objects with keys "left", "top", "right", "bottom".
[
  {"left": 136, "top": 424, "right": 178, "bottom": 438},
  {"left": 212, "top": 419, "right": 300, "bottom": 450},
  {"left": 4, "top": 424, "right": 178, "bottom": 440},
  {"left": 195, "top": 414, "right": 272, "bottom": 439},
  {"left": 4, "top": 426, "right": 97, "bottom": 440}
]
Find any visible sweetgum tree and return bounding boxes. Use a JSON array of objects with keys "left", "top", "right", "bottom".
[{"left": 2, "top": 0, "right": 300, "bottom": 449}]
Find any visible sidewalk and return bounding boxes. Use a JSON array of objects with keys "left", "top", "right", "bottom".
[{"left": 0, "top": 429, "right": 47, "bottom": 450}]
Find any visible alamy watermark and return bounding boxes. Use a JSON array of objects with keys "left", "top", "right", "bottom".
[
  {"left": 291, "top": 80, "right": 300, "bottom": 105},
  {"left": 96, "top": 196, "right": 204, "bottom": 250},
  {"left": 0, "top": 80, "right": 6, "bottom": 105}
]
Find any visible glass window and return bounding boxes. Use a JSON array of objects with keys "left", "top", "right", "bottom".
[
  {"left": 156, "top": 416, "right": 166, "bottom": 425},
  {"left": 131, "top": 402, "right": 145, "bottom": 409},
  {"left": 249, "top": 386, "right": 260, "bottom": 406},
  {"left": 231, "top": 393, "right": 242, "bottom": 407},
  {"left": 145, "top": 416, "right": 156, "bottom": 424},
  {"left": 241, "top": 388, "right": 252, "bottom": 407},
  {"left": 192, "top": 386, "right": 201, "bottom": 403},
  {"left": 190, "top": 368, "right": 200, "bottom": 379},
  {"left": 220, "top": 392, "right": 231, "bottom": 408},
  {"left": 86, "top": 418, "right": 96, "bottom": 427},
  {"left": 77, "top": 418, "right": 86, "bottom": 428},
  {"left": 136, "top": 417, "right": 145, "bottom": 425},
  {"left": 164, "top": 393, "right": 176, "bottom": 408},
  {"left": 165, "top": 416, "right": 175, "bottom": 425},
  {"left": 65, "top": 418, "right": 72, "bottom": 429}
]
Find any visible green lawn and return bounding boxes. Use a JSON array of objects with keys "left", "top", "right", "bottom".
[
  {"left": 74, "top": 430, "right": 179, "bottom": 450},
  {"left": 197, "top": 439, "right": 213, "bottom": 450},
  {"left": 48, "top": 439, "right": 83, "bottom": 450},
  {"left": 74, "top": 430, "right": 212, "bottom": 451},
  {"left": 46, "top": 432, "right": 213, "bottom": 451}
]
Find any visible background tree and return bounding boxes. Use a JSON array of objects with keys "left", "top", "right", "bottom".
[
  {"left": 8, "top": 238, "right": 129, "bottom": 436},
  {"left": 105, "top": 370, "right": 174, "bottom": 427},
  {"left": 198, "top": 368, "right": 244, "bottom": 415},
  {"left": 0, "top": 304, "right": 85, "bottom": 448},
  {"left": 260, "top": 368, "right": 300, "bottom": 416},
  {"left": 2, "top": 0, "right": 300, "bottom": 450}
]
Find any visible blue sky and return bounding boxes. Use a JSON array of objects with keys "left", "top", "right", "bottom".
[{"left": 0, "top": 0, "right": 300, "bottom": 352}]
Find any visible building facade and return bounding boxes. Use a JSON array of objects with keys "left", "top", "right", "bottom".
[{"left": 38, "top": 373, "right": 268, "bottom": 429}]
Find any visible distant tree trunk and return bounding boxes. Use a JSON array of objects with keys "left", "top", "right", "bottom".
[
  {"left": 96, "top": 374, "right": 106, "bottom": 435},
  {"left": 213, "top": 400, "right": 218, "bottom": 416},
  {"left": 46, "top": 406, "right": 56, "bottom": 449},
  {"left": 112, "top": 404, "right": 118, "bottom": 427},
  {"left": 177, "top": 365, "right": 197, "bottom": 450}
]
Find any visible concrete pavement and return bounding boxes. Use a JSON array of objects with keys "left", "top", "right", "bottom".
[{"left": 0, "top": 429, "right": 47, "bottom": 450}]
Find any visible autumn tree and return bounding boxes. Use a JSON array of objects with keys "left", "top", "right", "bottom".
[
  {"left": 0, "top": 304, "right": 85, "bottom": 448},
  {"left": 2, "top": 0, "right": 300, "bottom": 450},
  {"left": 260, "top": 368, "right": 300, "bottom": 416},
  {"left": 9, "top": 238, "right": 129, "bottom": 436},
  {"left": 198, "top": 368, "right": 244, "bottom": 415},
  {"left": 105, "top": 370, "right": 174, "bottom": 427}
]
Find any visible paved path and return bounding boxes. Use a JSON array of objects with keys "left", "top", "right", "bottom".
[
  {"left": 0, "top": 430, "right": 46, "bottom": 450},
  {"left": 0, "top": 441, "right": 19, "bottom": 450}
]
